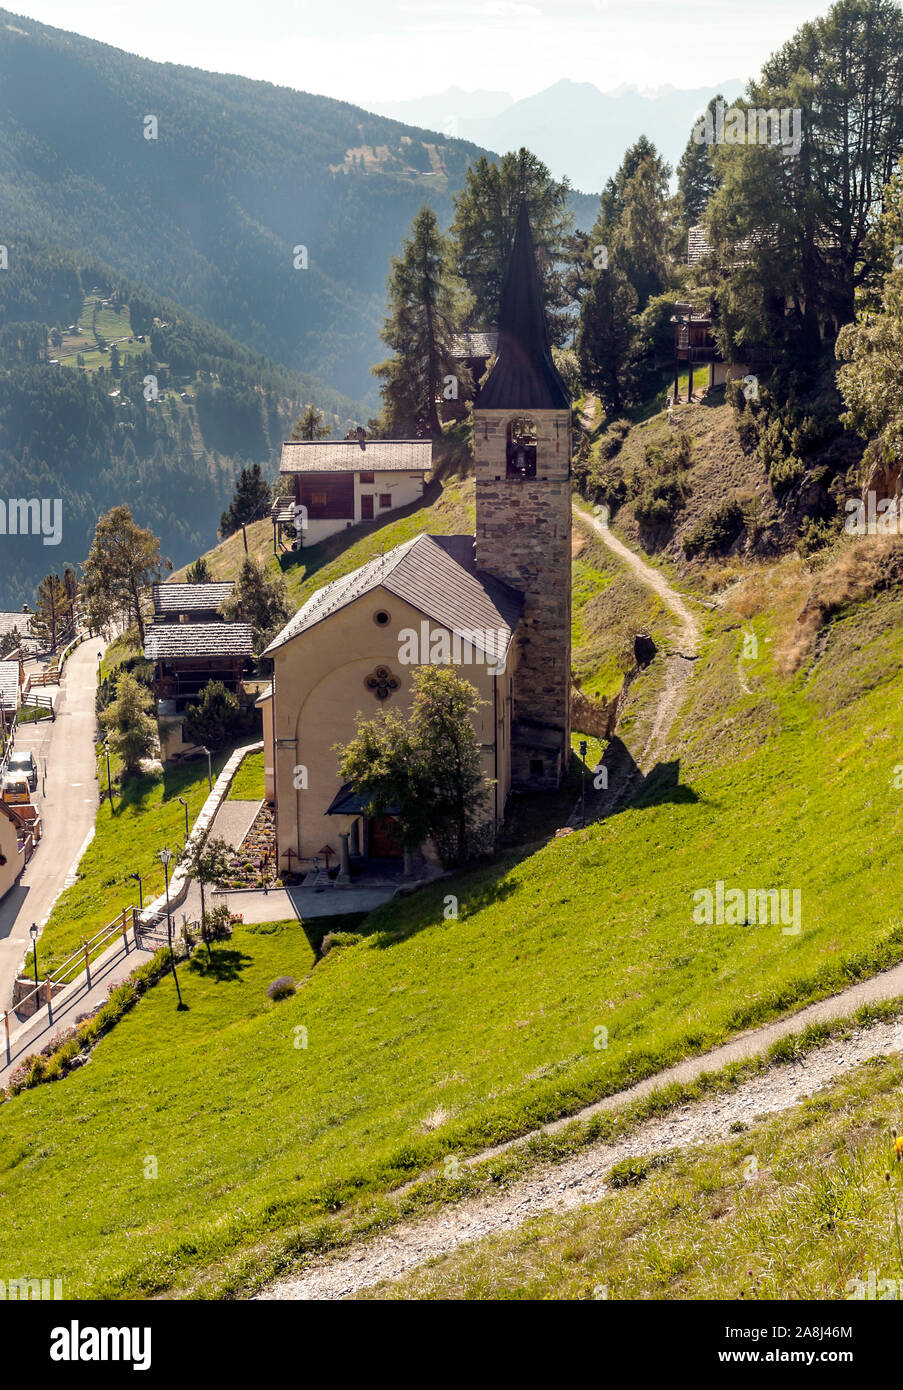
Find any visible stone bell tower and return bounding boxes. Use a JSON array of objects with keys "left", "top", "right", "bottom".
[{"left": 473, "top": 201, "right": 572, "bottom": 791}]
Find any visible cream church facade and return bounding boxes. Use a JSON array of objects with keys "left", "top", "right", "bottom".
[{"left": 261, "top": 203, "right": 572, "bottom": 877}]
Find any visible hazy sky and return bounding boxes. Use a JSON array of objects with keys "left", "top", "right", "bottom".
[{"left": 7, "top": 0, "right": 833, "bottom": 102}]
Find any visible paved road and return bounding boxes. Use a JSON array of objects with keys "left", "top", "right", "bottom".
[{"left": 0, "top": 637, "right": 104, "bottom": 1006}]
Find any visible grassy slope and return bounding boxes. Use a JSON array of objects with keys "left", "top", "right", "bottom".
[
  {"left": 363, "top": 1047, "right": 903, "bottom": 1301},
  {"left": 173, "top": 477, "right": 477, "bottom": 609},
  {"left": 5, "top": 547, "right": 903, "bottom": 1295},
  {"left": 571, "top": 515, "right": 671, "bottom": 701},
  {"left": 227, "top": 750, "right": 265, "bottom": 801}
]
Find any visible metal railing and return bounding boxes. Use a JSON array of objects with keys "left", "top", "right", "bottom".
[{"left": 2, "top": 904, "right": 140, "bottom": 1067}]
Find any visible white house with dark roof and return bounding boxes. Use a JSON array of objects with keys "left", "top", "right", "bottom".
[{"left": 278, "top": 438, "right": 432, "bottom": 548}]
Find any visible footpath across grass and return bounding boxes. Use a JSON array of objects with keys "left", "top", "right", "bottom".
[{"left": 361, "top": 1047, "right": 903, "bottom": 1300}]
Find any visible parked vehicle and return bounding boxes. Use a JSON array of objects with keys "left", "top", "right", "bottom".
[
  {"left": 7, "top": 750, "right": 38, "bottom": 791},
  {"left": 2, "top": 775, "right": 31, "bottom": 806}
]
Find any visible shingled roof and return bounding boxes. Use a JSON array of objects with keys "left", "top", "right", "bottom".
[
  {"left": 475, "top": 201, "right": 570, "bottom": 412},
  {"left": 264, "top": 533, "right": 523, "bottom": 660},
  {"left": 279, "top": 440, "right": 432, "bottom": 474},
  {"left": 452, "top": 330, "right": 498, "bottom": 359},
  {"left": 144, "top": 623, "right": 255, "bottom": 660},
  {"left": 0, "top": 660, "right": 20, "bottom": 709},
  {"left": 152, "top": 582, "right": 234, "bottom": 615}
]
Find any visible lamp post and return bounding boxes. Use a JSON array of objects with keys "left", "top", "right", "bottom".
[
  {"left": 103, "top": 738, "right": 113, "bottom": 806},
  {"left": 158, "top": 847, "right": 182, "bottom": 1005},
  {"left": 29, "top": 922, "right": 38, "bottom": 991},
  {"left": 579, "top": 739, "right": 588, "bottom": 828},
  {"left": 178, "top": 796, "right": 189, "bottom": 840},
  {"left": 129, "top": 870, "right": 143, "bottom": 911},
  {"left": 201, "top": 747, "right": 212, "bottom": 792}
]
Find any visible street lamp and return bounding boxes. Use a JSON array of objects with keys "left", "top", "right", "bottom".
[
  {"left": 201, "top": 747, "right": 212, "bottom": 791},
  {"left": 158, "top": 847, "right": 182, "bottom": 1005},
  {"left": 579, "top": 739, "right": 588, "bottom": 828},
  {"left": 103, "top": 738, "right": 113, "bottom": 806},
  {"left": 29, "top": 921, "right": 38, "bottom": 991},
  {"left": 129, "top": 870, "right": 143, "bottom": 910},
  {"left": 178, "top": 796, "right": 189, "bottom": 839}
]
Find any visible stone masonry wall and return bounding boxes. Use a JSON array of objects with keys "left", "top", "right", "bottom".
[{"left": 474, "top": 408, "right": 572, "bottom": 787}]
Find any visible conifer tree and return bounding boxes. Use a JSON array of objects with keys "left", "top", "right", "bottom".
[
  {"left": 450, "top": 148, "right": 571, "bottom": 341},
  {"left": 373, "top": 206, "right": 463, "bottom": 438},
  {"left": 291, "top": 405, "right": 332, "bottom": 441},
  {"left": 219, "top": 463, "right": 271, "bottom": 538}
]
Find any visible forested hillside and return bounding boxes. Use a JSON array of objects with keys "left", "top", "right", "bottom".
[
  {"left": 0, "top": 9, "right": 505, "bottom": 401},
  {"left": 0, "top": 241, "right": 362, "bottom": 608}
]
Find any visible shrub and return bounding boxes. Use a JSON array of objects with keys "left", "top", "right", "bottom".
[
  {"left": 266, "top": 976, "right": 296, "bottom": 1001},
  {"left": 682, "top": 498, "right": 745, "bottom": 559},
  {"left": 320, "top": 931, "right": 363, "bottom": 957},
  {"left": 634, "top": 475, "right": 690, "bottom": 526}
]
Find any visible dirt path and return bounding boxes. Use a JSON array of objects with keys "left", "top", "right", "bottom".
[
  {"left": 573, "top": 502, "right": 701, "bottom": 793},
  {"left": 575, "top": 502, "right": 699, "bottom": 656},
  {"left": 258, "top": 1011, "right": 903, "bottom": 1300}
]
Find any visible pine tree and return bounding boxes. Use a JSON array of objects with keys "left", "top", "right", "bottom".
[
  {"left": 372, "top": 206, "right": 464, "bottom": 438},
  {"left": 31, "top": 570, "right": 77, "bottom": 651},
  {"left": 185, "top": 556, "right": 212, "bottom": 584},
  {"left": 221, "top": 557, "right": 290, "bottom": 650},
  {"left": 577, "top": 264, "right": 638, "bottom": 416},
  {"left": 219, "top": 463, "right": 271, "bottom": 538},
  {"left": 291, "top": 405, "right": 332, "bottom": 441},
  {"left": 677, "top": 96, "right": 723, "bottom": 226},
  {"left": 450, "top": 148, "right": 572, "bottom": 341},
  {"left": 81, "top": 506, "right": 165, "bottom": 644}
]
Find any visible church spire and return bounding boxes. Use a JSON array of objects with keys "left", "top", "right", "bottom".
[{"left": 475, "top": 199, "right": 570, "bottom": 412}]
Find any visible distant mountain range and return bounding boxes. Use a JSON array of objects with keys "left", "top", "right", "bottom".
[{"left": 368, "top": 79, "right": 746, "bottom": 191}]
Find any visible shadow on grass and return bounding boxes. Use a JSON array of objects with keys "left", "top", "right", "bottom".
[
  {"left": 585, "top": 740, "right": 699, "bottom": 821},
  {"left": 109, "top": 751, "right": 231, "bottom": 816},
  {"left": 187, "top": 946, "right": 254, "bottom": 983},
  {"left": 277, "top": 477, "right": 447, "bottom": 586}
]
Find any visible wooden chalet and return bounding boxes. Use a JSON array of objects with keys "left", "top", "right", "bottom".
[{"left": 144, "top": 622, "right": 255, "bottom": 708}]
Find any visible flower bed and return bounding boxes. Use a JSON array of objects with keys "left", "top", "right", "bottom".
[{"left": 220, "top": 804, "right": 278, "bottom": 890}]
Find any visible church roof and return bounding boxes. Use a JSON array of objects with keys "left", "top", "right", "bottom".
[
  {"left": 279, "top": 440, "right": 432, "bottom": 474},
  {"left": 475, "top": 200, "right": 570, "bottom": 412},
  {"left": 452, "top": 330, "right": 498, "bottom": 359},
  {"left": 263, "top": 533, "right": 523, "bottom": 660}
]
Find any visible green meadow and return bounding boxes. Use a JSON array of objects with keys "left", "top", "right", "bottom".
[{"left": 4, "top": 575, "right": 903, "bottom": 1296}]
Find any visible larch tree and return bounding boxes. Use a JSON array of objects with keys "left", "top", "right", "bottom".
[
  {"left": 81, "top": 506, "right": 166, "bottom": 645},
  {"left": 291, "top": 405, "right": 332, "bottom": 441},
  {"left": 450, "top": 148, "right": 572, "bottom": 342},
  {"left": 372, "top": 206, "right": 464, "bottom": 438}
]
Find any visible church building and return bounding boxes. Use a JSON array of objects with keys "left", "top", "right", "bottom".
[{"left": 261, "top": 202, "right": 572, "bottom": 877}]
